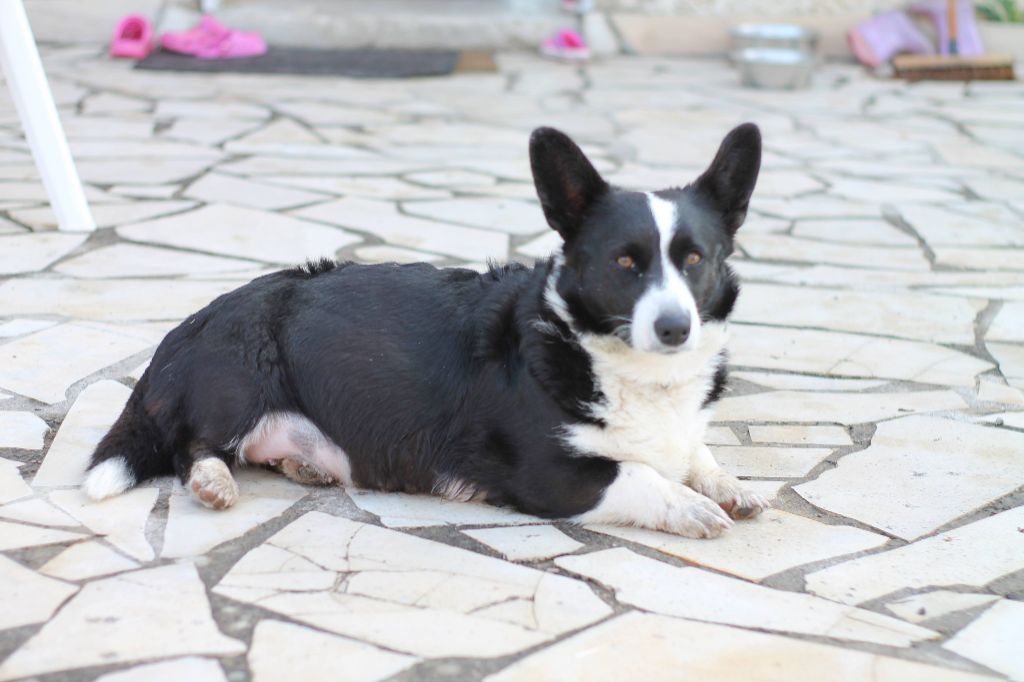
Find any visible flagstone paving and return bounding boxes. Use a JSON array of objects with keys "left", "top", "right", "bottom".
[{"left": 0, "top": 45, "right": 1022, "bottom": 681}]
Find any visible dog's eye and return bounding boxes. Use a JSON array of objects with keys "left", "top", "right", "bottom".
[
  {"left": 616, "top": 255, "right": 637, "bottom": 270},
  {"left": 685, "top": 252, "right": 703, "bottom": 267}
]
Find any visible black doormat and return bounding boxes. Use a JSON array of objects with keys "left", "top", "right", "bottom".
[{"left": 135, "top": 46, "right": 495, "bottom": 78}]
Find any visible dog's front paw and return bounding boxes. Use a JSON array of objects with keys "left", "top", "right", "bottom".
[
  {"left": 692, "top": 470, "right": 770, "bottom": 521},
  {"left": 189, "top": 458, "right": 239, "bottom": 510},
  {"left": 664, "top": 495, "right": 734, "bottom": 538},
  {"left": 719, "top": 488, "right": 770, "bottom": 520}
]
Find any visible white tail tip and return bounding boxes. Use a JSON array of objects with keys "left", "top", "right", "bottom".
[{"left": 82, "top": 457, "right": 135, "bottom": 500}]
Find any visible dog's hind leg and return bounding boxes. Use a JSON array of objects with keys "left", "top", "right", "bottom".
[
  {"left": 180, "top": 446, "right": 239, "bottom": 510},
  {"left": 236, "top": 412, "right": 352, "bottom": 488}
]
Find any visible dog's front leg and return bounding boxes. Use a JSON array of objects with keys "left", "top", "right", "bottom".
[
  {"left": 688, "top": 443, "right": 768, "bottom": 520},
  {"left": 574, "top": 461, "right": 733, "bottom": 538}
]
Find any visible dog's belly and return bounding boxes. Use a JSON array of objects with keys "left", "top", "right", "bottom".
[{"left": 235, "top": 412, "right": 353, "bottom": 486}]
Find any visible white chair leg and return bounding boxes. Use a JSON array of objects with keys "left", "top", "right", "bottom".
[{"left": 0, "top": 0, "right": 95, "bottom": 232}]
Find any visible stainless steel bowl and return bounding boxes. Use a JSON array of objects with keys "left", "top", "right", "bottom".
[
  {"left": 733, "top": 48, "right": 815, "bottom": 89},
  {"left": 730, "top": 23, "right": 819, "bottom": 53}
]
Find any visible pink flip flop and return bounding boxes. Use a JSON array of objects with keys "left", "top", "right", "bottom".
[
  {"left": 541, "top": 29, "right": 591, "bottom": 61},
  {"left": 847, "top": 10, "right": 933, "bottom": 68},
  {"left": 110, "top": 15, "right": 154, "bottom": 60},
  {"left": 161, "top": 15, "right": 267, "bottom": 60}
]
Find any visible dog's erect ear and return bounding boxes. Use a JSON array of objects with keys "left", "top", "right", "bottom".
[
  {"left": 530, "top": 127, "right": 609, "bottom": 241},
  {"left": 692, "top": 123, "right": 761, "bottom": 236}
]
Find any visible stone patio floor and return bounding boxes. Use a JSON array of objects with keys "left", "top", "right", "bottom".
[{"left": 1, "top": 45, "right": 1023, "bottom": 682}]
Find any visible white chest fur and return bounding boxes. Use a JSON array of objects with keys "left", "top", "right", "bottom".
[{"left": 562, "top": 322, "right": 728, "bottom": 482}]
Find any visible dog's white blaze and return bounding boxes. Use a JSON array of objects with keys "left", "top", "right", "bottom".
[
  {"left": 82, "top": 457, "right": 135, "bottom": 500},
  {"left": 235, "top": 412, "right": 353, "bottom": 486},
  {"left": 630, "top": 193, "right": 701, "bottom": 354}
]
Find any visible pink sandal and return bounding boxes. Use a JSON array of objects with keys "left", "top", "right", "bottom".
[
  {"left": 541, "top": 29, "right": 591, "bottom": 61},
  {"left": 847, "top": 10, "right": 933, "bottom": 68},
  {"left": 161, "top": 15, "right": 267, "bottom": 60},
  {"left": 110, "top": 15, "right": 154, "bottom": 60}
]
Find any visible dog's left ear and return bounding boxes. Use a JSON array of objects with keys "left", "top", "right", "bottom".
[
  {"left": 693, "top": 123, "right": 761, "bottom": 235},
  {"left": 530, "top": 127, "right": 609, "bottom": 242}
]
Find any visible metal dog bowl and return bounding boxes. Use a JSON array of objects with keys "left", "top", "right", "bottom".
[
  {"left": 731, "top": 23, "right": 818, "bottom": 53},
  {"left": 733, "top": 48, "right": 815, "bottom": 89}
]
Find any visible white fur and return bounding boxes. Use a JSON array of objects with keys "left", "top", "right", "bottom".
[
  {"left": 573, "top": 461, "right": 732, "bottom": 537},
  {"left": 233, "top": 411, "right": 353, "bottom": 486},
  {"left": 82, "top": 457, "right": 134, "bottom": 501},
  {"left": 630, "top": 193, "right": 701, "bottom": 354},
  {"left": 189, "top": 457, "right": 239, "bottom": 509}
]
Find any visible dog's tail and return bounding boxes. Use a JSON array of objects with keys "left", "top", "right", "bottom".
[{"left": 82, "top": 380, "right": 175, "bottom": 501}]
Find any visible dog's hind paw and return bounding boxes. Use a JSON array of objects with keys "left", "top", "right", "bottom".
[{"left": 189, "top": 458, "right": 239, "bottom": 510}]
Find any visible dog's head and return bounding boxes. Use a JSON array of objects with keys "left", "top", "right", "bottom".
[{"left": 530, "top": 123, "right": 760, "bottom": 354}]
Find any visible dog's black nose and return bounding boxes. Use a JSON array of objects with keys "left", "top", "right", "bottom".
[{"left": 654, "top": 310, "right": 690, "bottom": 347}]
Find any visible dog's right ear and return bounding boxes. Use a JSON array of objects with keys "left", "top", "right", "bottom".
[{"left": 530, "top": 127, "right": 608, "bottom": 242}]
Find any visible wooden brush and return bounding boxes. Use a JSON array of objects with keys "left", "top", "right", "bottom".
[{"left": 893, "top": 0, "right": 1016, "bottom": 81}]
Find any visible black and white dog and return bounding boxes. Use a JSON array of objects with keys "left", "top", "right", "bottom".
[{"left": 84, "top": 123, "right": 765, "bottom": 538}]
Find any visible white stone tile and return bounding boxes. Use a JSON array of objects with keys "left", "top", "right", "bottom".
[
  {"left": 934, "top": 247, "right": 1024, "bottom": 271},
  {"left": 944, "top": 599, "right": 1024, "bottom": 681},
  {"left": 76, "top": 158, "right": 214, "bottom": 185},
  {"left": 464, "top": 525, "right": 584, "bottom": 562},
  {"left": 108, "top": 183, "right": 182, "bottom": 198},
  {"left": 737, "top": 234, "right": 928, "bottom": 271},
  {"left": 249, "top": 620, "right": 417, "bottom": 682},
  {"left": 741, "top": 479, "right": 787, "bottom": 502},
  {"left": 293, "top": 197, "right": 508, "bottom": 261},
  {"left": 796, "top": 416, "right": 1024, "bottom": 540},
  {"left": 590, "top": 509, "right": 887, "bottom": 582},
  {"left": 0, "top": 278, "right": 242, "bottom": 322},
  {"left": 162, "top": 469, "right": 306, "bottom": 558},
  {"left": 0, "top": 519, "right": 86, "bottom": 550},
  {"left": 711, "top": 446, "right": 832, "bottom": 478},
  {"left": 278, "top": 101, "right": 399, "bottom": 127},
  {"left": 94, "top": 658, "right": 227, "bottom": 682},
  {"left": 225, "top": 120, "right": 376, "bottom": 159},
  {"left": 732, "top": 371, "right": 887, "bottom": 392},
  {"left": 0, "top": 555, "right": 78, "bottom": 631},
  {"left": 0, "top": 411, "right": 48, "bottom": 449},
  {"left": 219, "top": 156, "right": 432, "bottom": 177},
  {"left": 734, "top": 284, "right": 983, "bottom": 345},
  {"left": 215, "top": 512, "right": 611, "bottom": 658},
  {"left": 731, "top": 324, "right": 992, "bottom": 387},
  {"left": 516, "top": 231, "right": 562, "bottom": 259},
  {"left": 55, "top": 243, "right": 261, "bottom": 279},
  {"left": 714, "top": 390, "right": 967, "bottom": 425},
  {"left": 704, "top": 426, "right": 740, "bottom": 445},
  {"left": 828, "top": 177, "right": 958, "bottom": 203},
  {"left": 265, "top": 175, "right": 450, "bottom": 200},
  {"left": 976, "top": 380, "right": 1024, "bottom": 406},
  {"left": 0, "top": 181, "right": 114, "bottom": 204},
  {"left": 0, "top": 325, "right": 154, "bottom": 404},
  {"left": 0, "top": 233, "right": 86, "bottom": 275},
  {"left": 0, "top": 458, "right": 31, "bottom": 505},
  {"left": 792, "top": 219, "right": 918, "bottom": 246},
  {"left": 354, "top": 245, "right": 442, "bottom": 264},
  {"left": 403, "top": 198, "right": 545, "bottom": 236},
  {"left": 406, "top": 169, "right": 497, "bottom": 187},
  {"left": 988, "top": 341, "right": 1024, "bottom": 390},
  {"left": 0, "top": 497, "right": 77, "bottom": 526},
  {"left": 557, "top": 548, "right": 936, "bottom": 647},
  {"left": 485, "top": 612, "right": 992, "bottom": 682},
  {"left": 899, "top": 205, "right": 1024, "bottom": 247},
  {"left": 748, "top": 425, "right": 852, "bottom": 446},
  {"left": 8, "top": 200, "right": 196, "bottom": 231},
  {"left": 886, "top": 591, "right": 998, "bottom": 624},
  {"left": 986, "top": 301, "right": 1024, "bottom": 343},
  {"left": 0, "top": 318, "right": 58, "bottom": 337},
  {"left": 185, "top": 172, "right": 327, "bottom": 210},
  {"left": 805, "top": 506, "right": 1024, "bottom": 605},
  {"left": 49, "top": 487, "right": 158, "bottom": 562},
  {"left": 155, "top": 99, "right": 270, "bottom": 120},
  {"left": 163, "top": 116, "right": 263, "bottom": 145},
  {"left": 119, "top": 203, "right": 361, "bottom": 264},
  {"left": 39, "top": 540, "right": 139, "bottom": 581},
  {"left": 0, "top": 564, "right": 244, "bottom": 681},
  {"left": 81, "top": 92, "right": 149, "bottom": 115},
  {"left": 932, "top": 139, "right": 1023, "bottom": 169},
  {"left": 33, "top": 380, "right": 132, "bottom": 486},
  {"left": 348, "top": 490, "right": 545, "bottom": 528}
]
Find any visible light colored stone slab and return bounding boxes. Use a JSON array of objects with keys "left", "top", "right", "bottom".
[
  {"left": 0, "top": 497, "right": 77, "bottom": 526},
  {"left": 164, "top": 116, "right": 263, "bottom": 145},
  {"left": 734, "top": 284, "right": 983, "bottom": 345},
  {"left": 704, "top": 426, "right": 740, "bottom": 445},
  {"left": 215, "top": 512, "right": 611, "bottom": 658},
  {"left": 294, "top": 197, "right": 509, "bottom": 261},
  {"left": 899, "top": 205, "right": 1024, "bottom": 247},
  {"left": 49, "top": 487, "right": 158, "bottom": 562},
  {"left": 0, "top": 554, "right": 78, "bottom": 631},
  {"left": 56, "top": 243, "right": 261, "bottom": 279},
  {"left": 944, "top": 599, "right": 1024, "bottom": 681},
  {"left": 589, "top": 509, "right": 887, "bottom": 582},
  {"left": 225, "top": 119, "right": 376, "bottom": 158},
  {"left": 155, "top": 99, "right": 269, "bottom": 120},
  {"left": 0, "top": 318, "right": 57, "bottom": 337},
  {"left": 557, "top": 548, "right": 936, "bottom": 647},
  {"left": 0, "top": 519, "right": 85, "bottom": 550},
  {"left": 975, "top": 411, "right": 1024, "bottom": 429},
  {"left": 828, "top": 177, "right": 957, "bottom": 204},
  {"left": 0, "top": 564, "right": 244, "bottom": 681},
  {"left": 886, "top": 591, "right": 998, "bottom": 624},
  {"left": 406, "top": 169, "right": 497, "bottom": 187},
  {"left": 249, "top": 620, "right": 417, "bottom": 682},
  {"left": 748, "top": 425, "right": 852, "bottom": 446},
  {"left": 348, "top": 490, "right": 545, "bottom": 528},
  {"left": 0, "top": 458, "right": 32, "bottom": 505},
  {"left": 934, "top": 247, "right": 1024, "bottom": 272},
  {"left": 39, "top": 540, "right": 139, "bottom": 581},
  {"left": 988, "top": 341, "right": 1024, "bottom": 390},
  {"left": 805, "top": 506, "right": 1024, "bottom": 605},
  {"left": 986, "top": 301, "right": 1024, "bottom": 343},
  {"left": 464, "top": 525, "right": 584, "bottom": 562},
  {"left": 9, "top": 200, "right": 195, "bottom": 231},
  {"left": 219, "top": 156, "right": 432, "bottom": 178},
  {"left": 792, "top": 219, "right": 917, "bottom": 246},
  {"left": 119, "top": 203, "right": 361, "bottom": 264},
  {"left": 485, "top": 612, "right": 993, "bottom": 682},
  {"left": 738, "top": 234, "right": 927, "bottom": 271},
  {"left": 714, "top": 390, "right": 967, "bottom": 425},
  {"left": 76, "top": 158, "right": 213, "bottom": 185},
  {"left": 162, "top": 469, "right": 306, "bottom": 558},
  {"left": 976, "top": 380, "right": 1024, "bottom": 406},
  {"left": 108, "top": 183, "right": 182, "bottom": 198},
  {"left": 266, "top": 175, "right": 450, "bottom": 200},
  {"left": 353, "top": 245, "right": 442, "bottom": 264},
  {"left": 0, "top": 233, "right": 86, "bottom": 275},
  {"left": 0, "top": 411, "right": 48, "bottom": 449},
  {"left": 403, "top": 198, "right": 545, "bottom": 236},
  {"left": 185, "top": 172, "right": 327, "bottom": 210},
  {"left": 94, "top": 658, "right": 227, "bottom": 682},
  {"left": 711, "top": 446, "right": 832, "bottom": 478},
  {"left": 795, "top": 416, "right": 1024, "bottom": 540},
  {"left": 731, "top": 325, "right": 992, "bottom": 387},
  {"left": 33, "top": 380, "right": 132, "bottom": 486},
  {"left": 516, "top": 231, "right": 562, "bottom": 259},
  {"left": 741, "top": 479, "right": 788, "bottom": 502},
  {"left": 731, "top": 371, "right": 886, "bottom": 392}
]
